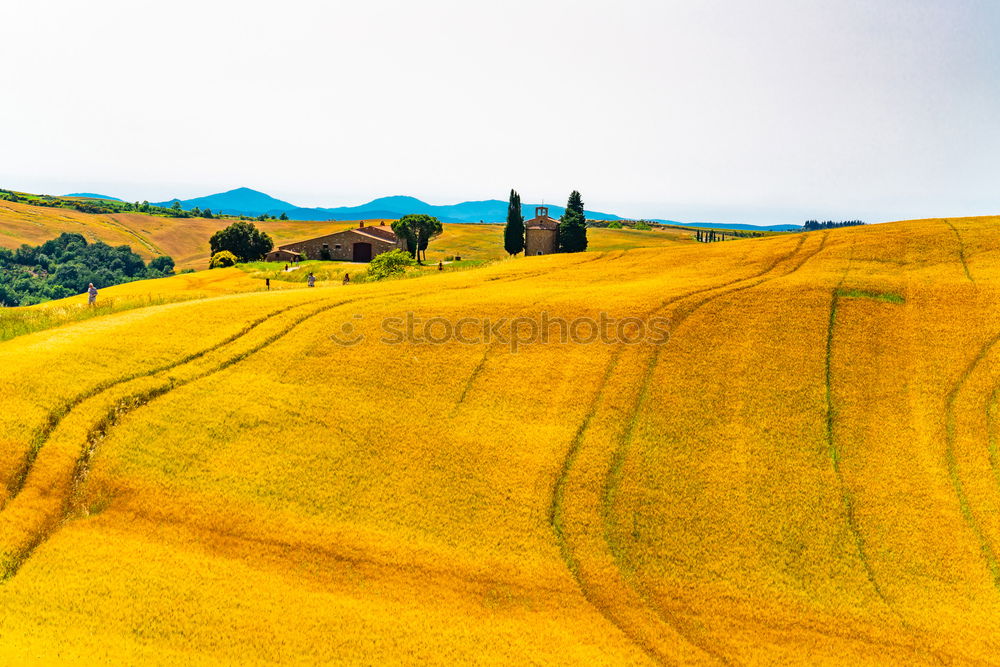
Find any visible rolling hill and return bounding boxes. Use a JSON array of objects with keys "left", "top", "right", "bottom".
[
  {"left": 0, "top": 217, "right": 999, "bottom": 662},
  {"left": 0, "top": 198, "right": 695, "bottom": 271},
  {"left": 63, "top": 193, "right": 123, "bottom": 201}
]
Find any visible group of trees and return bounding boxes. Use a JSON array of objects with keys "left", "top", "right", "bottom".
[
  {"left": 0, "top": 233, "right": 175, "bottom": 306},
  {"left": 209, "top": 221, "right": 274, "bottom": 265},
  {"left": 802, "top": 219, "right": 866, "bottom": 231},
  {"left": 503, "top": 189, "right": 589, "bottom": 255},
  {"left": 602, "top": 220, "right": 654, "bottom": 230},
  {"left": 696, "top": 229, "right": 729, "bottom": 242},
  {"left": 392, "top": 214, "right": 443, "bottom": 263}
]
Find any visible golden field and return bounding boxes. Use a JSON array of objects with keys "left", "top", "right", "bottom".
[
  {"left": 2, "top": 216, "right": 1000, "bottom": 663},
  {"left": 0, "top": 198, "right": 693, "bottom": 270}
]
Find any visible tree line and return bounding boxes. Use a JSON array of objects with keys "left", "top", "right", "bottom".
[
  {"left": 696, "top": 229, "right": 732, "bottom": 242},
  {"left": 0, "top": 233, "right": 176, "bottom": 306},
  {"left": 503, "top": 189, "right": 588, "bottom": 255},
  {"left": 802, "top": 219, "right": 865, "bottom": 231}
]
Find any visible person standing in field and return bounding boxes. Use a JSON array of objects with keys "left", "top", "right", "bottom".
[
  {"left": 307, "top": 273, "right": 315, "bottom": 288},
  {"left": 265, "top": 277, "right": 271, "bottom": 290},
  {"left": 87, "top": 283, "right": 98, "bottom": 306},
  {"left": 343, "top": 272, "right": 350, "bottom": 285}
]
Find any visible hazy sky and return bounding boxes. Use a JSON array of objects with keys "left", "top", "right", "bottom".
[{"left": 3, "top": 0, "right": 998, "bottom": 225}]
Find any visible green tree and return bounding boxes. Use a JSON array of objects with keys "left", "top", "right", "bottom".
[
  {"left": 209, "top": 221, "right": 274, "bottom": 262},
  {"left": 367, "top": 249, "right": 415, "bottom": 280},
  {"left": 607, "top": 221, "right": 623, "bottom": 229},
  {"left": 279, "top": 212, "right": 289, "bottom": 220},
  {"left": 209, "top": 250, "right": 238, "bottom": 268},
  {"left": 148, "top": 256, "right": 176, "bottom": 274},
  {"left": 503, "top": 189, "right": 524, "bottom": 255},
  {"left": 203, "top": 208, "right": 214, "bottom": 219},
  {"left": 170, "top": 200, "right": 182, "bottom": 213},
  {"left": 635, "top": 221, "right": 651, "bottom": 230},
  {"left": 391, "top": 214, "right": 443, "bottom": 264},
  {"left": 558, "top": 190, "right": 588, "bottom": 253}
]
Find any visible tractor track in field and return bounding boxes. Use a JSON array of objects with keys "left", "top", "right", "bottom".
[
  {"left": 0, "top": 254, "right": 629, "bottom": 581},
  {"left": 450, "top": 252, "right": 623, "bottom": 413},
  {"left": 945, "top": 220, "right": 975, "bottom": 284},
  {"left": 5, "top": 301, "right": 312, "bottom": 505},
  {"left": 984, "top": 384, "right": 1000, "bottom": 493},
  {"left": 595, "top": 232, "right": 943, "bottom": 664},
  {"left": 549, "top": 233, "right": 823, "bottom": 665},
  {"left": 10, "top": 255, "right": 601, "bottom": 503},
  {"left": 822, "top": 243, "right": 894, "bottom": 605},
  {"left": 944, "top": 332, "right": 1000, "bottom": 591},
  {"left": 824, "top": 244, "right": 948, "bottom": 664},
  {"left": 0, "top": 297, "right": 355, "bottom": 580}
]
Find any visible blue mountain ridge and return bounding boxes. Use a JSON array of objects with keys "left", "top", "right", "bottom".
[{"left": 148, "top": 187, "right": 795, "bottom": 229}]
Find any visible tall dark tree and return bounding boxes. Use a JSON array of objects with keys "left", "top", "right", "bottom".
[
  {"left": 209, "top": 221, "right": 273, "bottom": 262},
  {"left": 503, "top": 189, "right": 525, "bottom": 256},
  {"left": 558, "top": 190, "right": 588, "bottom": 253}
]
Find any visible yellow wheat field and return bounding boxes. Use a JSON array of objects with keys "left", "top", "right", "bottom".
[{"left": 1, "top": 216, "right": 1000, "bottom": 663}]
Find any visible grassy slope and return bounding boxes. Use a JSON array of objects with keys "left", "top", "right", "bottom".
[
  {"left": 0, "top": 199, "right": 695, "bottom": 271},
  {"left": 3, "top": 217, "right": 1000, "bottom": 662}
]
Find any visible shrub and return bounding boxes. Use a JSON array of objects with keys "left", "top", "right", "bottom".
[
  {"left": 635, "top": 222, "right": 652, "bottom": 230},
  {"left": 210, "top": 251, "right": 238, "bottom": 269},
  {"left": 366, "top": 249, "right": 414, "bottom": 281},
  {"left": 607, "top": 221, "right": 624, "bottom": 229}
]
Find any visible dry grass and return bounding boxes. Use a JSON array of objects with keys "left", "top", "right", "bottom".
[
  {"left": 1, "top": 217, "right": 1000, "bottom": 662},
  {"left": 0, "top": 198, "right": 695, "bottom": 271}
]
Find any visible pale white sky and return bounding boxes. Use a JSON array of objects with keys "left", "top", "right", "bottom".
[{"left": 2, "top": 0, "right": 998, "bottom": 225}]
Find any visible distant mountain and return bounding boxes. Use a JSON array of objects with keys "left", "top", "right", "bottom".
[
  {"left": 674, "top": 222, "right": 802, "bottom": 231},
  {"left": 275, "top": 198, "right": 624, "bottom": 224},
  {"left": 64, "top": 193, "right": 122, "bottom": 201},
  {"left": 146, "top": 187, "right": 793, "bottom": 229},
  {"left": 153, "top": 187, "right": 294, "bottom": 215}
]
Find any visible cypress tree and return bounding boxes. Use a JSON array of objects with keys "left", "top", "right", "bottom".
[
  {"left": 558, "top": 190, "right": 588, "bottom": 253},
  {"left": 503, "top": 189, "right": 525, "bottom": 255}
]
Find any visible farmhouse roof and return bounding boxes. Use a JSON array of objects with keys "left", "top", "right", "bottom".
[
  {"left": 276, "top": 223, "right": 398, "bottom": 251},
  {"left": 354, "top": 226, "right": 397, "bottom": 242}
]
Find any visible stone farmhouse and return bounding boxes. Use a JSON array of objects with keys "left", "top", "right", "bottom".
[
  {"left": 524, "top": 206, "right": 559, "bottom": 256},
  {"left": 265, "top": 221, "right": 405, "bottom": 263}
]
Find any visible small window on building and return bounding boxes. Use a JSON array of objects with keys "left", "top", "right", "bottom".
[
  {"left": 334, "top": 244, "right": 342, "bottom": 250},
  {"left": 322, "top": 243, "right": 329, "bottom": 250},
  {"left": 537, "top": 251, "right": 543, "bottom": 255}
]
